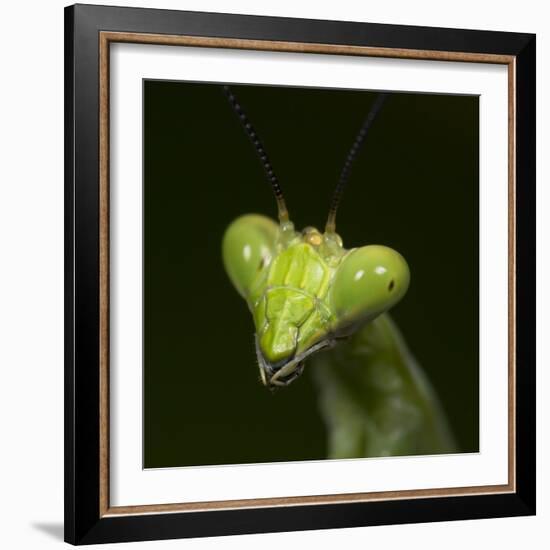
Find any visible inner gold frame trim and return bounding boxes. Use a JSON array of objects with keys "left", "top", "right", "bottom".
[{"left": 98, "top": 31, "right": 517, "bottom": 517}]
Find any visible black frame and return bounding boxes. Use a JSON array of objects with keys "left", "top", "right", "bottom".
[{"left": 65, "top": 3, "right": 536, "bottom": 545}]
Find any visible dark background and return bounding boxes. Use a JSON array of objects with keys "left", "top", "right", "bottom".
[{"left": 143, "top": 80, "right": 479, "bottom": 468}]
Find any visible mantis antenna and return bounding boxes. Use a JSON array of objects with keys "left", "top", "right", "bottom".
[
  {"left": 223, "top": 85, "right": 290, "bottom": 224},
  {"left": 325, "top": 92, "right": 388, "bottom": 234}
]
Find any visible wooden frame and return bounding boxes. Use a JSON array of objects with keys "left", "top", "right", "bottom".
[{"left": 65, "top": 4, "right": 536, "bottom": 544}]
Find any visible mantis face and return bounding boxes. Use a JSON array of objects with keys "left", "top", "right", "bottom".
[
  {"left": 223, "top": 215, "right": 410, "bottom": 387},
  {"left": 221, "top": 86, "right": 407, "bottom": 388}
]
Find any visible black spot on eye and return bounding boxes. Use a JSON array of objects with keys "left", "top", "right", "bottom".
[{"left": 388, "top": 280, "right": 395, "bottom": 291}]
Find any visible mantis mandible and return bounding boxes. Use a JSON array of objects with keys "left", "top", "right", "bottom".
[{"left": 221, "top": 86, "right": 456, "bottom": 458}]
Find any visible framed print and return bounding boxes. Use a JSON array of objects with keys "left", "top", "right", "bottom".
[{"left": 64, "top": 4, "right": 536, "bottom": 545}]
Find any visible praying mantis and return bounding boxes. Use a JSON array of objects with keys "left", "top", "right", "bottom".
[{"left": 221, "top": 86, "right": 456, "bottom": 459}]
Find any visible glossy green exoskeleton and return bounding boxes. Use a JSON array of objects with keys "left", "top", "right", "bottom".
[{"left": 221, "top": 87, "right": 455, "bottom": 458}]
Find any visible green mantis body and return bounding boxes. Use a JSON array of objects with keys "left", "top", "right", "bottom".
[
  {"left": 312, "top": 315, "right": 455, "bottom": 457},
  {"left": 221, "top": 87, "right": 455, "bottom": 458}
]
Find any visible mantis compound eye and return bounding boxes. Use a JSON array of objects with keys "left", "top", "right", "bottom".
[
  {"left": 330, "top": 245, "right": 410, "bottom": 330},
  {"left": 222, "top": 214, "right": 278, "bottom": 300}
]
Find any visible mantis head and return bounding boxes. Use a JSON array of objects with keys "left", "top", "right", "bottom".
[
  {"left": 223, "top": 216, "right": 409, "bottom": 387},
  {"left": 221, "top": 87, "right": 409, "bottom": 388}
]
